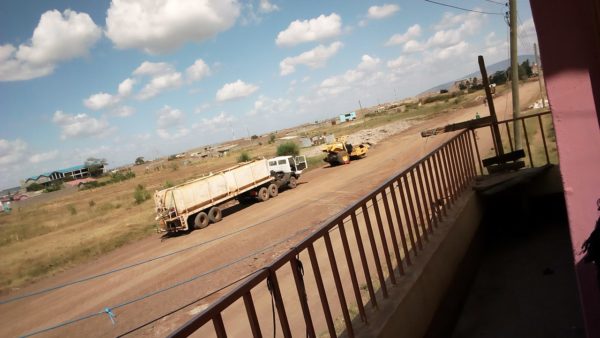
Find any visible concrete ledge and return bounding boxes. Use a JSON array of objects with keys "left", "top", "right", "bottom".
[{"left": 350, "top": 189, "right": 482, "bottom": 338}]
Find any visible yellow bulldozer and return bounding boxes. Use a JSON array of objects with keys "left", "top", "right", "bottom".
[{"left": 321, "top": 136, "right": 370, "bottom": 165}]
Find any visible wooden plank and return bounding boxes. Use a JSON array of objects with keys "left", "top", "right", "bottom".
[
  {"left": 420, "top": 116, "right": 492, "bottom": 137},
  {"left": 482, "top": 149, "right": 526, "bottom": 167}
]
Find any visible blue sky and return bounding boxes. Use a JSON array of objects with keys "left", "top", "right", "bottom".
[{"left": 0, "top": 0, "right": 537, "bottom": 189}]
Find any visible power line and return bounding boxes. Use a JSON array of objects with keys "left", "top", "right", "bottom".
[
  {"left": 19, "top": 227, "right": 311, "bottom": 337},
  {"left": 484, "top": 0, "right": 507, "bottom": 6},
  {"left": 423, "top": 0, "right": 504, "bottom": 15},
  {"left": 1, "top": 200, "right": 315, "bottom": 306}
]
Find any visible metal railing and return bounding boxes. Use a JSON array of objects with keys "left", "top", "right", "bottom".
[
  {"left": 169, "top": 129, "right": 478, "bottom": 338},
  {"left": 470, "top": 110, "right": 556, "bottom": 175},
  {"left": 168, "top": 110, "right": 556, "bottom": 337}
]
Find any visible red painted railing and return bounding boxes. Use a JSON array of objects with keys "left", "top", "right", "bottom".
[{"left": 169, "top": 110, "right": 555, "bottom": 337}]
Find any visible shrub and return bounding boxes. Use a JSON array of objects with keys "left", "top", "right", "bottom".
[
  {"left": 170, "top": 163, "right": 179, "bottom": 171},
  {"left": 237, "top": 151, "right": 251, "bottom": 163},
  {"left": 251, "top": 135, "right": 258, "bottom": 140},
  {"left": 164, "top": 180, "right": 174, "bottom": 188},
  {"left": 88, "top": 200, "right": 96, "bottom": 207},
  {"left": 26, "top": 183, "right": 44, "bottom": 192},
  {"left": 110, "top": 170, "right": 135, "bottom": 183},
  {"left": 133, "top": 184, "right": 151, "bottom": 204},
  {"left": 268, "top": 134, "right": 276, "bottom": 144},
  {"left": 276, "top": 141, "right": 300, "bottom": 156},
  {"left": 44, "top": 182, "right": 63, "bottom": 193}
]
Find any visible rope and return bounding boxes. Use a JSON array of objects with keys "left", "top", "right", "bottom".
[
  {"left": 116, "top": 269, "right": 259, "bottom": 337},
  {"left": 19, "top": 227, "right": 310, "bottom": 337},
  {"left": 2, "top": 201, "right": 315, "bottom": 306}
]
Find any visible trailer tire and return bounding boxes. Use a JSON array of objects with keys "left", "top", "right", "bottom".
[
  {"left": 288, "top": 176, "right": 297, "bottom": 189},
  {"left": 268, "top": 183, "right": 278, "bottom": 198},
  {"left": 257, "top": 187, "right": 270, "bottom": 202},
  {"left": 208, "top": 207, "right": 222, "bottom": 223},
  {"left": 193, "top": 212, "right": 209, "bottom": 229}
]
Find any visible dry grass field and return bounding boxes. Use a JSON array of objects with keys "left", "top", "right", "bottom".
[{"left": 0, "top": 83, "right": 548, "bottom": 293}]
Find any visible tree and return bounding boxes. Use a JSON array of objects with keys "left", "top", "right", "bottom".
[
  {"left": 135, "top": 156, "right": 145, "bottom": 165},
  {"left": 251, "top": 135, "right": 258, "bottom": 140},
  {"left": 276, "top": 142, "right": 300, "bottom": 156},
  {"left": 521, "top": 59, "right": 533, "bottom": 78},
  {"left": 471, "top": 77, "right": 479, "bottom": 87},
  {"left": 84, "top": 157, "right": 107, "bottom": 177},
  {"left": 490, "top": 71, "right": 507, "bottom": 85}
]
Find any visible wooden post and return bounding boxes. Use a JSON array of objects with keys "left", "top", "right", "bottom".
[{"left": 478, "top": 55, "right": 504, "bottom": 156}]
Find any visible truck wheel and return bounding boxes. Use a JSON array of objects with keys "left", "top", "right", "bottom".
[
  {"left": 288, "top": 176, "right": 297, "bottom": 189},
  {"left": 268, "top": 183, "right": 278, "bottom": 197},
  {"left": 257, "top": 187, "right": 270, "bottom": 202},
  {"left": 208, "top": 207, "right": 222, "bottom": 223},
  {"left": 193, "top": 212, "right": 209, "bottom": 229}
]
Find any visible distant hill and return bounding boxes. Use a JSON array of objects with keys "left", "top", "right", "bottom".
[{"left": 421, "top": 54, "right": 536, "bottom": 95}]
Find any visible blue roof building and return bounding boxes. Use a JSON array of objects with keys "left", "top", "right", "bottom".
[{"left": 24, "top": 164, "right": 103, "bottom": 187}]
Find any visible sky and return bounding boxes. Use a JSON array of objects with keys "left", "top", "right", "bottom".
[{"left": 0, "top": 0, "right": 538, "bottom": 189}]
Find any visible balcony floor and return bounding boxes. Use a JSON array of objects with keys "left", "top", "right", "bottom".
[{"left": 451, "top": 193, "right": 585, "bottom": 338}]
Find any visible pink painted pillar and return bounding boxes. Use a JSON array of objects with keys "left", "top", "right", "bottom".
[{"left": 530, "top": 1, "right": 600, "bottom": 337}]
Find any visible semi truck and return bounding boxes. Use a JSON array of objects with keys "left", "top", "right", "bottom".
[{"left": 154, "top": 155, "right": 307, "bottom": 233}]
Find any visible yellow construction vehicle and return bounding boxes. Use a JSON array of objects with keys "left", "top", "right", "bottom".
[{"left": 321, "top": 136, "right": 369, "bottom": 165}]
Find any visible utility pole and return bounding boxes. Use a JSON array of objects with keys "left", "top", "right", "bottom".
[
  {"left": 509, "top": 0, "right": 521, "bottom": 149},
  {"left": 534, "top": 43, "right": 545, "bottom": 108},
  {"left": 358, "top": 100, "right": 363, "bottom": 110}
]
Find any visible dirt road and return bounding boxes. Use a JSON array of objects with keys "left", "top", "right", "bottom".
[{"left": 0, "top": 82, "right": 541, "bottom": 337}]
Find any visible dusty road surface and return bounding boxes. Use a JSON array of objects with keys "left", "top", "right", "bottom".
[{"left": 0, "top": 82, "right": 541, "bottom": 337}]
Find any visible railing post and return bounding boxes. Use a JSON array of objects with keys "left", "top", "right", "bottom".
[
  {"left": 380, "top": 188, "right": 405, "bottom": 275},
  {"left": 307, "top": 244, "right": 336, "bottom": 338},
  {"left": 371, "top": 195, "right": 397, "bottom": 284}
]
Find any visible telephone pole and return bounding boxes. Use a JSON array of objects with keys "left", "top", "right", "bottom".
[
  {"left": 534, "top": 43, "right": 545, "bottom": 107},
  {"left": 509, "top": 0, "right": 521, "bottom": 149}
]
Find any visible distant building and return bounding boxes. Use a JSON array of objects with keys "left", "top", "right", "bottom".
[
  {"left": 23, "top": 164, "right": 104, "bottom": 188},
  {"left": 339, "top": 111, "right": 357, "bottom": 123}
]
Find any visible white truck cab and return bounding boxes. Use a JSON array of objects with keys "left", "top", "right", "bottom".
[{"left": 267, "top": 155, "right": 307, "bottom": 175}]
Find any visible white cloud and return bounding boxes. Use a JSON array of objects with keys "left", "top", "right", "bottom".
[
  {"left": 318, "top": 54, "right": 384, "bottom": 97},
  {"left": 194, "top": 103, "right": 211, "bottom": 114},
  {"left": 403, "top": 39, "right": 425, "bottom": 53},
  {"left": 400, "top": 12, "right": 483, "bottom": 54},
  {"left": 0, "top": 139, "right": 27, "bottom": 165},
  {"left": 367, "top": 4, "right": 400, "bottom": 19},
  {"left": 134, "top": 62, "right": 183, "bottom": 100},
  {"left": 216, "top": 80, "right": 259, "bottom": 101},
  {"left": 259, "top": 0, "right": 279, "bottom": 13},
  {"left": 118, "top": 78, "right": 136, "bottom": 96},
  {"left": 105, "top": 0, "right": 241, "bottom": 54},
  {"left": 156, "top": 105, "right": 189, "bottom": 140},
  {"left": 52, "top": 110, "right": 112, "bottom": 139},
  {"left": 186, "top": 59, "right": 211, "bottom": 82},
  {"left": 247, "top": 96, "right": 291, "bottom": 116},
  {"left": 357, "top": 54, "right": 381, "bottom": 71},
  {"left": 133, "top": 61, "right": 173, "bottom": 76},
  {"left": 111, "top": 106, "right": 135, "bottom": 117},
  {"left": 84, "top": 92, "right": 117, "bottom": 111},
  {"left": 276, "top": 13, "right": 342, "bottom": 47},
  {"left": 385, "top": 24, "right": 422, "bottom": 46},
  {"left": 157, "top": 105, "right": 184, "bottom": 129},
  {"left": 195, "top": 112, "right": 236, "bottom": 131},
  {"left": 279, "top": 41, "right": 343, "bottom": 76},
  {"left": 517, "top": 18, "right": 538, "bottom": 54},
  {"left": 0, "top": 9, "right": 101, "bottom": 81},
  {"left": 29, "top": 150, "right": 59, "bottom": 164}
]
